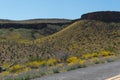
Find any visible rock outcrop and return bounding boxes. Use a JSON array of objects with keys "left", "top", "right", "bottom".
[{"left": 81, "top": 11, "right": 120, "bottom": 22}]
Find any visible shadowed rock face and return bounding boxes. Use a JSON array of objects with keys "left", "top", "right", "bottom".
[
  {"left": 0, "top": 23, "right": 69, "bottom": 29},
  {"left": 81, "top": 11, "right": 120, "bottom": 22},
  {"left": 0, "top": 19, "right": 71, "bottom": 36},
  {"left": 0, "top": 19, "right": 71, "bottom": 29}
]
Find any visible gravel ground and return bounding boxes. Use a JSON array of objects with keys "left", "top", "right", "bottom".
[{"left": 32, "top": 61, "right": 120, "bottom": 80}]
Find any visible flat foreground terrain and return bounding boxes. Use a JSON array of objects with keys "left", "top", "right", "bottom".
[{"left": 32, "top": 61, "right": 120, "bottom": 80}]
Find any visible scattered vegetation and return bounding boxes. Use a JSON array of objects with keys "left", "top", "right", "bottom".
[
  {"left": 34, "top": 20, "right": 120, "bottom": 59},
  {"left": 0, "top": 50, "right": 118, "bottom": 80},
  {"left": 0, "top": 20, "right": 119, "bottom": 63},
  {"left": 0, "top": 12, "right": 120, "bottom": 80}
]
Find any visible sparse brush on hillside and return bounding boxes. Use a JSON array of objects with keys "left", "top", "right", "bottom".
[
  {"left": 0, "top": 20, "right": 119, "bottom": 63},
  {"left": 35, "top": 20, "right": 120, "bottom": 58},
  {"left": 0, "top": 25, "right": 69, "bottom": 41},
  {"left": 0, "top": 17, "right": 119, "bottom": 80},
  {"left": 0, "top": 50, "right": 118, "bottom": 80}
]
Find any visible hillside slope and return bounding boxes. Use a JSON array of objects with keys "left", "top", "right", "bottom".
[
  {"left": 0, "top": 20, "right": 120, "bottom": 63},
  {"left": 35, "top": 20, "right": 120, "bottom": 58}
]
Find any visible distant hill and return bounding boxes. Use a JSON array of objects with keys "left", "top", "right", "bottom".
[
  {"left": 0, "top": 19, "right": 71, "bottom": 29},
  {"left": 35, "top": 20, "right": 120, "bottom": 58},
  {"left": 0, "top": 19, "right": 72, "bottom": 40},
  {"left": 81, "top": 11, "right": 120, "bottom": 22},
  {"left": 0, "top": 18, "right": 71, "bottom": 23}
]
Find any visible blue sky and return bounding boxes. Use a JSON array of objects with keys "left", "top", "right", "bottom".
[{"left": 0, "top": 0, "right": 120, "bottom": 20}]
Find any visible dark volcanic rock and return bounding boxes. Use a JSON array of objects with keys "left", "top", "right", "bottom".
[
  {"left": 0, "top": 23, "right": 69, "bottom": 29},
  {"left": 0, "top": 19, "right": 71, "bottom": 29},
  {"left": 0, "top": 19, "right": 71, "bottom": 36},
  {"left": 81, "top": 11, "right": 120, "bottom": 22}
]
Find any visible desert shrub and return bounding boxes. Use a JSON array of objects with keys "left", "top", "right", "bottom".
[
  {"left": 52, "top": 51, "right": 69, "bottom": 62},
  {"left": 81, "top": 54, "right": 93, "bottom": 59},
  {"left": 26, "top": 61, "right": 46, "bottom": 68},
  {"left": 26, "top": 61, "right": 40, "bottom": 69},
  {"left": 90, "top": 58, "right": 100, "bottom": 64},
  {"left": 67, "top": 61, "right": 86, "bottom": 71},
  {"left": 104, "top": 56, "right": 117, "bottom": 62},
  {"left": 9, "top": 65, "right": 23, "bottom": 73},
  {"left": 67, "top": 64, "right": 78, "bottom": 71},
  {"left": 99, "top": 50, "right": 115, "bottom": 57},
  {"left": 78, "top": 59, "right": 87, "bottom": 68},
  {"left": 2, "top": 63, "right": 10, "bottom": 68},
  {"left": 67, "top": 58, "right": 87, "bottom": 71},
  {"left": 23, "top": 67, "right": 31, "bottom": 72},
  {"left": 81, "top": 51, "right": 116, "bottom": 60},
  {"left": 57, "top": 63, "right": 63, "bottom": 67},
  {"left": 67, "top": 56, "right": 78, "bottom": 63},
  {"left": 52, "top": 67, "right": 61, "bottom": 73},
  {"left": 91, "top": 53, "right": 99, "bottom": 57},
  {"left": 0, "top": 71, "right": 10, "bottom": 76},
  {"left": 28, "top": 57, "right": 45, "bottom": 61},
  {"left": 47, "top": 58, "right": 57, "bottom": 66}
]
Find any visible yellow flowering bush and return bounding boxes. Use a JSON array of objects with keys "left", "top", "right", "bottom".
[
  {"left": 57, "top": 63, "right": 63, "bottom": 67},
  {"left": 0, "top": 50, "right": 116, "bottom": 78},
  {"left": 27, "top": 61, "right": 40, "bottom": 68},
  {"left": 67, "top": 57, "right": 86, "bottom": 67},
  {"left": 100, "top": 50, "right": 115, "bottom": 57},
  {"left": 67, "top": 56, "right": 78, "bottom": 63},
  {"left": 9, "top": 65, "right": 23, "bottom": 73},
  {"left": 81, "top": 51, "right": 116, "bottom": 60},
  {"left": 2, "top": 63, "right": 10, "bottom": 68},
  {"left": 67, "top": 62, "right": 75, "bottom": 66},
  {"left": 1, "top": 71, "right": 10, "bottom": 76},
  {"left": 91, "top": 53, "right": 99, "bottom": 57},
  {"left": 100, "top": 51, "right": 110, "bottom": 56},
  {"left": 79, "top": 59, "right": 85, "bottom": 65},
  {"left": 27, "top": 61, "right": 46, "bottom": 68},
  {"left": 81, "top": 53, "right": 92, "bottom": 59},
  {"left": 78, "top": 59, "right": 87, "bottom": 68},
  {"left": 90, "top": 58, "right": 100, "bottom": 64},
  {"left": 23, "top": 67, "right": 31, "bottom": 72},
  {"left": 47, "top": 58, "right": 57, "bottom": 66}
]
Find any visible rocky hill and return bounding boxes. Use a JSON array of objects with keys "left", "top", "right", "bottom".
[
  {"left": 0, "top": 19, "right": 71, "bottom": 40},
  {"left": 35, "top": 20, "right": 120, "bottom": 59},
  {"left": 81, "top": 11, "right": 120, "bottom": 22}
]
